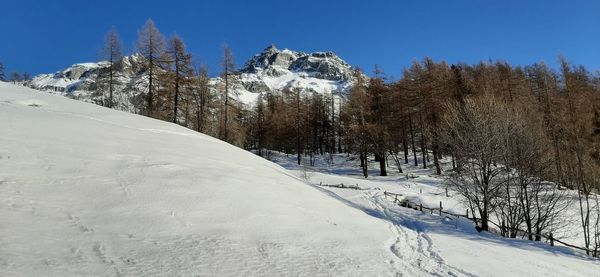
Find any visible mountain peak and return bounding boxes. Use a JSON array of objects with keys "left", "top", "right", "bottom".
[
  {"left": 264, "top": 43, "right": 278, "bottom": 52},
  {"left": 241, "top": 46, "right": 356, "bottom": 82}
]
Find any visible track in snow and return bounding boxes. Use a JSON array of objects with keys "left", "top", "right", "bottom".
[{"left": 359, "top": 190, "right": 475, "bottom": 277}]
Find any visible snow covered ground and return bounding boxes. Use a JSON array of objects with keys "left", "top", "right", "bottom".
[
  {"left": 1, "top": 81, "right": 599, "bottom": 276},
  {"left": 0, "top": 82, "right": 397, "bottom": 276},
  {"left": 269, "top": 152, "right": 600, "bottom": 276}
]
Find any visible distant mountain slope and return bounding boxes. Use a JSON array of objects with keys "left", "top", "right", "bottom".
[
  {"left": 27, "top": 45, "right": 364, "bottom": 110},
  {"left": 28, "top": 55, "right": 148, "bottom": 113},
  {"left": 0, "top": 81, "right": 399, "bottom": 276}
]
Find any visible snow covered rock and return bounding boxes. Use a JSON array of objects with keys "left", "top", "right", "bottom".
[
  {"left": 233, "top": 45, "right": 363, "bottom": 105},
  {"left": 28, "top": 55, "right": 148, "bottom": 113}
]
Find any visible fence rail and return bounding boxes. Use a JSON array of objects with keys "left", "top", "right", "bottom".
[
  {"left": 382, "top": 190, "right": 598, "bottom": 257},
  {"left": 316, "top": 182, "right": 369, "bottom": 190}
]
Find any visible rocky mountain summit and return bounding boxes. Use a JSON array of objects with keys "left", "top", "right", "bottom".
[
  {"left": 230, "top": 45, "right": 363, "bottom": 105},
  {"left": 241, "top": 44, "right": 356, "bottom": 81}
]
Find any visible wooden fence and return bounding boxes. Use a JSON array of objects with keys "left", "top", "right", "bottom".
[
  {"left": 316, "top": 182, "right": 368, "bottom": 190},
  {"left": 382, "top": 191, "right": 598, "bottom": 257}
]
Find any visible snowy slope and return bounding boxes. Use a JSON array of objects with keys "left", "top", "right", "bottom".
[
  {"left": 0, "top": 82, "right": 399, "bottom": 276},
  {"left": 30, "top": 62, "right": 107, "bottom": 93},
  {"left": 271, "top": 152, "right": 600, "bottom": 277}
]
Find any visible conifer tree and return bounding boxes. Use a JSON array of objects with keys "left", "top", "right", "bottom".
[
  {"left": 10, "top": 71, "right": 21, "bottom": 83},
  {"left": 220, "top": 44, "right": 235, "bottom": 141},
  {"left": 101, "top": 26, "right": 123, "bottom": 108},
  {"left": 166, "top": 35, "right": 193, "bottom": 124},
  {"left": 22, "top": 72, "right": 30, "bottom": 81},
  {"left": 0, "top": 62, "right": 5, "bottom": 81},
  {"left": 136, "top": 19, "right": 166, "bottom": 115},
  {"left": 192, "top": 65, "right": 212, "bottom": 133}
]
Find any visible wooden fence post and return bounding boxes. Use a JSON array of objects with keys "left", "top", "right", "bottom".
[
  {"left": 439, "top": 201, "right": 443, "bottom": 215},
  {"left": 445, "top": 188, "right": 449, "bottom": 197},
  {"left": 420, "top": 203, "right": 423, "bottom": 212},
  {"left": 394, "top": 195, "right": 398, "bottom": 203}
]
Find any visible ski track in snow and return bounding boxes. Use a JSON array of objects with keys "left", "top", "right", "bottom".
[{"left": 359, "top": 190, "right": 475, "bottom": 277}]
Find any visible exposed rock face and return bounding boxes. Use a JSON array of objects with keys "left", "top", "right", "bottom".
[
  {"left": 243, "top": 45, "right": 298, "bottom": 72},
  {"left": 28, "top": 45, "right": 365, "bottom": 109},
  {"left": 241, "top": 45, "right": 357, "bottom": 81},
  {"left": 234, "top": 45, "right": 366, "bottom": 104},
  {"left": 242, "top": 79, "right": 271, "bottom": 93}
]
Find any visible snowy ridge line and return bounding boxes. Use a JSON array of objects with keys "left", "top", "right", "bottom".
[{"left": 383, "top": 190, "right": 599, "bottom": 257}]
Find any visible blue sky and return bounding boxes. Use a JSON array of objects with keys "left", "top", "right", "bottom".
[{"left": 1, "top": 0, "right": 598, "bottom": 78}]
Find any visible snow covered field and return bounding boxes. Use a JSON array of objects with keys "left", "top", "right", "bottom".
[
  {"left": 1, "top": 81, "right": 599, "bottom": 276},
  {"left": 0, "top": 82, "right": 396, "bottom": 276},
  {"left": 269, "top": 153, "right": 600, "bottom": 276}
]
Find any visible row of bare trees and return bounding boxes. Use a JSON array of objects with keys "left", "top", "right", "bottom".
[
  {"left": 245, "top": 87, "right": 341, "bottom": 166},
  {"left": 94, "top": 19, "right": 246, "bottom": 145}
]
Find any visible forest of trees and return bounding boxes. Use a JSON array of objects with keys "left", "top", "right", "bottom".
[
  {"left": 7, "top": 19, "right": 599, "bottom": 256},
  {"left": 242, "top": 57, "right": 600, "bottom": 253}
]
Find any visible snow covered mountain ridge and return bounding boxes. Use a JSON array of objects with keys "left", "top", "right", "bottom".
[{"left": 27, "top": 45, "right": 364, "bottom": 109}]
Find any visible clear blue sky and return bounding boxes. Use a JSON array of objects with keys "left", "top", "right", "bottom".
[{"left": 1, "top": 0, "right": 598, "bottom": 78}]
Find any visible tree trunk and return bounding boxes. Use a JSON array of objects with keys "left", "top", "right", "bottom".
[
  {"left": 480, "top": 207, "right": 489, "bottom": 232},
  {"left": 360, "top": 152, "right": 368, "bottom": 178},
  {"left": 421, "top": 133, "right": 427, "bottom": 169},
  {"left": 409, "top": 115, "right": 418, "bottom": 166},
  {"left": 173, "top": 62, "right": 179, "bottom": 124},
  {"left": 148, "top": 60, "right": 154, "bottom": 114},
  {"left": 296, "top": 89, "right": 301, "bottom": 165},
  {"left": 109, "top": 57, "right": 113, "bottom": 108},
  {"left": 223, "top": 69, "right": 229, "bottom": 141},
  {"left": 389, "top": 150, "right": 403, "bottom": 173},
  {"left": 432, "top": 144, "right": 441, "bottom": 174},
  {"left": 402, "top": 126, "right": 409, "bottom": 164},
  {"left": 378, "top": 152, "right": 387, "bottom": 176}
]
